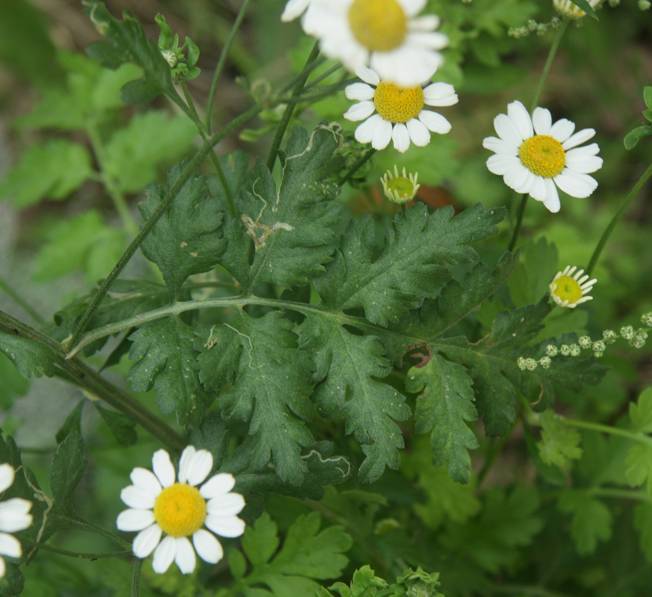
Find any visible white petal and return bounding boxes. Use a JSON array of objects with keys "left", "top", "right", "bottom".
[
  {"left": 185, "top": 450, "right": 214, "bottom": 487},
  {"left": 568, "top": 142, "right": 600, "bottom": 157},
  {"left": 494, "top": 113, "right": 523, "bottom": 146},
  {"left": 504, "top": 163, "right": 534, "bottom": 194},
  {"left": 0, "top": 533, "right": 21, "bottom": 558},
  {"left": 406, "top": 118, "right": 430, "bottom": 147},
  {"left": 355, "top": 114, "right": 383, "bottom": 144},
  {"left": 178, "top": 447, "right": 196, "bottom": 484},
  {"left": 487, "top": 155, "right": 519, "bottom": 176},
  {"left": 121, "top": 486, "right": 156, "bottom": 510},
  {"left": 0, "top": 465, "right": 14, "bottom": 494},
  {"left": 132, "top": 524, "right": 162, "bottom": 559},
  {"left": 345, "top": 83, "right": 375, "bottom": 101},
  {"left": 371, "top": 46, "right": 442, "bottom": 87},
  {"left": 565, "top": 151, "right": 603, "bottom": 174},
  {"left": 0, "top": 499, "right": 32, "bottom": 533},
  {"left": 152, "top": 450, "right": 175, "bottom": 488},
  {"left": 174, "top": 537, "right": 196, "bottom": 575},
  {"left": 354, "top": 66, "right": 380, "bottom": 86},
  {"left": 410, "top": 15, "right": 440, "bottom": 31},
  {"left": 563, "top": 128, "right": 596, "bottom": 150},
  {"left": 193, "top": 529, "right": 223, "bottom": 564},
  {"left": 152, "top": 536, "right": 176, "bottom": 574},
  {"left": 529, "top": 176, "right": 547, "bottom": 202},
  {"left": 0, "top": 556, "right": 4, "bottom": 579},
  {"left": 483, "top": 136, "right": 516, "bottom": 155},
  {"left": 507, "top": 101, "right": 534, "bottom": 139},
  {"left": 419, "top": 110, "right": 451, "bottom": 134},
  {"left": 392, "top": 123, "right": 411, "bottom": 153},
  {"left": 281, "top": 0, "right": 310, "bottom": 21},
  {"left": 343, "top": 101, "right": 375, "bottom": 122},
  {"left": 399, "top": 0, "right": 427, "bottom": 16},
  {"left": 372, "top": 119, "right": 393, "bottom": 150},
  {"left": 200, "top": 473, "right": 236, "bottom": 499},
  {"left": 543, "top": 179, "right": 561, "bottom": 213},
  {"left": 116, "top": 509, "right": 154, "bottom": 532},
  {"left": 532, "top": 107, "right": 552, "bottom": 135},
  {"left": 130, "top": 468, "right": 162, "bottom": 497},
  {"left": 205, "top": 515, "right": 246, "bottom": 538},
  {"left": 405, "top": 31, "right": 448, "bottom": 50},
  {"left": 207, "top": 493, "right": 245, "bottom": 517},
  {"left": 550, "top": 118, "right": 575, "bottom": 142},
  {"left": 423, "top": 82, "right": 458, "bottom": 107},
  {"left": 554, "top": 171, "right": 598, "bottom": 198}
]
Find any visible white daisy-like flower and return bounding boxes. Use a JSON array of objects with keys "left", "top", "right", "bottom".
[
  {"left": 281, "top": 0, "right": 320, "bottom": 33},
  {"left": 553, "top": 0, "right": 601, "bottom": 19},
  {"left": 549, "top": 266, "right": 597, "bottom": 308},
  {"left": 483, "top": 100, "right": 603, "bottom": 213},
  {"left": 344, "top": 66, "right": 458, "bottom": 152},
  {"left": 116, "top": 446, "right": 245, "bottom": 575},
  {"left": 303, "top": 0, "right": 448, "bottom": 86},
  {"left": 381, "top": 166, "right": 420, "bottom": 203},
  {"left": 0, "top": 464, "right": 33, "bottom": 579}
]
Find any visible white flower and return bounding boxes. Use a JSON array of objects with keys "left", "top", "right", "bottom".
[
  {"left": 304, "top": 0, "right": 448, "bottom": 86},
  {"left": 553, "top": 0, "right": 601, "bottom": 19},
  {"left": 344, "top": 66, "right": 457, "bottom": 152},
  {"left": 117, "top": 446, "right": 245, "bottom": 575},
  {"left": 0, "top": 464, "right": 33, "bottom": 579},
  {"left": 282, "top": 0, "right": 311, "bottom": 21},
  {"left": 549, "top": 266, "right": 597, "bottom": 308},
  {"left": 483, "top": 100, "right": 603, "bottom": 213}
]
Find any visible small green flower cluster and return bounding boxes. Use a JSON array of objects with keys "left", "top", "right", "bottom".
[
  {"left": 517, "top": 312, "right": 652, "bottom": 371},
  {"left": 509, "top": 17, "right": 561, "bottom": 39},
  {"left": 156, "top": 14, "right": 200, "bottom": 82}
]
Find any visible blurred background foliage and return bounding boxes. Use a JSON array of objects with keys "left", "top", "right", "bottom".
[{"left": 0, "top": 0, "right": 651, "bottom": 595}]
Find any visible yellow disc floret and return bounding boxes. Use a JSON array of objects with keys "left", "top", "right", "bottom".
[
  {"left": 154, "top": 483, "right": 206, "bottom": 537},
  {"left": 348, "top": 0, "right": 408, "bottom": 52},
  {"left": 518, "top": 135, "right": 566, "bottom": 178},
  {"left": 550, "top": 275, "right": 584, "bottom": 306},
  {"left": 374, "top": 82, "right": 424, "bottom": 123}
]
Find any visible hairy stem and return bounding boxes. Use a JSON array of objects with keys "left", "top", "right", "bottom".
[
  {"left": 560, "top": 416, "right": 652, "bottom": 448},
  {"left": 508, "top": 19, "right": 569, "bottom": 252},
  {"left": 205, "top": 0, "right": 253, "bottom": 132},
  {"left": 266, "top": 42, "right": 320, "bottom": 170},
  {"left": 0, "top": 310, "right": 184, "bottom": 451},
  {"left": 586, "top": 163, "right": 652, "bottom": 274},
  {"left": 38, "top": 544, "right": 132, "bottom": 560}
]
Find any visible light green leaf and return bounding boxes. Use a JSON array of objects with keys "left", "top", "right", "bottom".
[
  {"left": 50, "top": 405, "right": 86, "bottom": 509},
  {"left": 199, "top": 312, "right": 313, "bottom": 485},
  {"left": 624, "top": 125, "right": 652, "bottom": 150},
  {"left": 0, "top": 333, "right": 57, "bottom": 379},
  {"left": 299, "top": 316, "right": 410, "bottom": 483},
  {"left": 629, "top": 388, "right": 652, "bottom": 433},
  {"left": 408, "top": 355, "right": 478, "bottom": 484},
  {"left": 128, "top": 317, "right": 206, "bottom": 426},
  {"left": 558, "top": 490, "right": 612, "bottom": 555},
  {"left": 538, "top": 410, "right": 583, "bottom": 471},
  {"left": 238, "top": 513, "right": 352, "bottom": 596},
  {"left": 239, "top": 127, "right": 344, "bottom": 291},
  {"left": 0, "top": 140, "right": 92, "bottom": 207},
  {"left": 317, "top": 204, "right": 503, "bottom": 327},
  {"left": 0, "top": 354, "right": 29, "bottom": 410},
  {"left": 105, "top": 111, "right": 196, "bottom": 193},
  {"left": 138, "top": 167, "right": 224, "bottom": 294},
  {"left": 625, "top": 443, "right": 652, "bottom": 495},
  {"left": 33, "top": 211, "right": 124, "bottom": 282}
]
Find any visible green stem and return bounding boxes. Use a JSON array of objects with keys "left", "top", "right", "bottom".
[
  {"left": 67, "top": 104, "right": 262, "bottom": 348},
  {"left": 180, "top": 82, "right": 236, "bottom": 215},
  {"left": 205, "top": 0, "right": 253, "bottom": 132},
  {"left": 0, "top": 310, "right": 184, "bottom": 452},
  {"left": 0, "top": 276, "right": 43, "bottom": 323},
  {"left": 266, "top": 42, "right": 320, "bottom": 170},
  {"left": 38, "top": 544, "right": 132, "bottom": 560},
  {"left": 131, "top": 559, "right": 142, "bottom": 597},
  {"left": 586, "top": 163, "right": 652, "bottom": 274},
  {"left": 589, "top": 487, "right": 652, "bottom": 504},
  {"left": 508, "top": 19, "right": 569, "bottom": 252},
  {"left": 60, "top": 516, "right": 131, "bottom": 549},
  {"left": 560, "top": 416, "right": 652, "bottom": 448},
  {"left": 341, "top": 148, "right": 376, "bottom": 186}
]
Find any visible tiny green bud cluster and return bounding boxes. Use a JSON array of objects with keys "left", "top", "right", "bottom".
[
  {"left": 156, "top": 14, "right": 201, "bottom": 82},
  {"left": 510, "top": 17, "right": 560, "bottom": 38}
]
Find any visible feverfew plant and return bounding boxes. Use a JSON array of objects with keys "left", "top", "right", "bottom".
[{"left": 0, "top": 0, "right": 650, "bottom": 595}]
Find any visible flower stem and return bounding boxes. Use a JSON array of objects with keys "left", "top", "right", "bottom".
[
  {"left": 205, "top": 0, "right": 253, "bottom": 133},
  {"left": 508, "top": 19, "right": 570, "bottom": 252},
  {"left": 38, "top": 544, "right": 132, "bottom": 560},
  {"left": 586, "top": 162, "right": 652, "bottom": 275},
  {"left": 340, "top": 149, "right": 376, "bottom": 186},
  {"left": 559, "top": 416, "right": 652, "bottom": 448},
  {"left": 266, "top": 42, "right": 320, "bottom": 171}
]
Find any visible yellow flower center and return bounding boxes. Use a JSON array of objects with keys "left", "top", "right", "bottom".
[
  {"left": 518, "top": 135, "right": 566, "bottom": 178},
  {"left": 153, "top": 483, "right": 206, "bottom": 537},
  {"left": 374, "top": 82, "right": 424, "bottom": 123},
  {"left": 551, "top": 275, "right": 583, "bottom": 305},
  {"left": 348, "top": 0, "right": 408, "bottom": 52}
]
